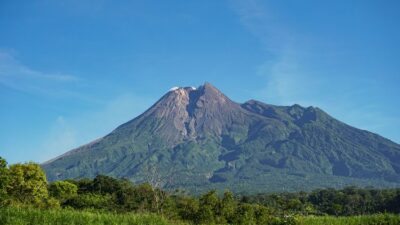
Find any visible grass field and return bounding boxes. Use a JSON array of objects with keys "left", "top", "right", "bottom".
[
  {"left": 1, "top": 207, "right": 400, "bottom": 225},
  {"left": 0, "top": 207, "right": 187, "bottom": 225},
  {"left": 296, "top": 214, "right": 400, "bottom": 225}
]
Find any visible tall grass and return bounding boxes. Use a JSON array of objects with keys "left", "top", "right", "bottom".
[
  {"left": 0, "top": 207, "right": 187, "bottom": 225},
  {"left": 297, "top": 214, "right": 400, "bottom": 225},
  {"left": 1, "top": 207, "right": 399, "bottom": 225}
]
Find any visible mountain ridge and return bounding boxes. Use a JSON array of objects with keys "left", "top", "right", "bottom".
[{"left": 42, "top": 82, "right": 400, "bottom": 193}]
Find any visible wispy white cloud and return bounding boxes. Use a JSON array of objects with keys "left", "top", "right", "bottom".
[
  {"left": 39, "top": 116, "right": 78, "bottom": 162},
  {"left": 256, "top": 47, "right": 311, "bottom": 105},
  {"left": 230, "top": 0, "right": 289, "bottom": 49},
  {"left": 38, "top": 93, "right": 153, "bottom": 162},
  {"left": 0, "top": 52, "right": 78, "bottom": 81},
  {"left": 230, "top": 0, "right": 311, "bottom": 105},
  {"left": 0, "top": 50, "right": 156, "bottom": 162},
  {"left": 229, "top": 0, "right": 400, "bottom": 143},
  {"left": 231, "top": 0, "right": 366, "bottom": 106},
  {"left": 0, "top": 50, "right": 85, "bottom": 98}
]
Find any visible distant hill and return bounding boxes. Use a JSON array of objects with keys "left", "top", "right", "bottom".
[{"left": 42, "top": 83, "right": 400, "bottom": 193}]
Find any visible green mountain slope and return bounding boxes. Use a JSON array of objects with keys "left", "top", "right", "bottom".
[{"left": 42, "top": 83, "right": 400, "bottom": 193}]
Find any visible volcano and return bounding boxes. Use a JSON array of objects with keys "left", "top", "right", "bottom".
[{"left": 43, "top": 83, "right": 400, "bottom": 193}]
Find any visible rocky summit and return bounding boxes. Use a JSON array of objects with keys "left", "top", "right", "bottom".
[{"left": 42, "top": 83, "right": 400, "bottom": 193}]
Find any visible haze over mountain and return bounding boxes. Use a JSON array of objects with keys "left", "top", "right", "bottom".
[{"left": 42, "top": 83, "right": 400, "bottom": 193}]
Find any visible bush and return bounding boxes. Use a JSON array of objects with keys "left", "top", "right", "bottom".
[
  {"left": 7, "top": 162, "right": 49, "bottom": 206},
  {"left": 49, "top": 180, "right": 78, "bottom": 203},
  {"left": 0, "top": 157, "right": 9, "bottom": 204},
  {"left": 65, "top": 193, "right": 114, "bottom": 210}
]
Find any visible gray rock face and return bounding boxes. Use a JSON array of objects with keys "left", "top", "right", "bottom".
[{"left": 42, "top": 83, "right": 400, "bottom": 193}]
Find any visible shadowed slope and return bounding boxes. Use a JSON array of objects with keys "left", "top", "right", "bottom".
[{"left": 42, "top": 83, "right": 400, "bottom": 193}]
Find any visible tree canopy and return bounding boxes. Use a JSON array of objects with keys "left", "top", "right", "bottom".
[
  {"left": 0, "top": 156, "right": 400, "bottom": 225},
  {"left": 7, "top": 162, "right": 49, "bottom": 205}
]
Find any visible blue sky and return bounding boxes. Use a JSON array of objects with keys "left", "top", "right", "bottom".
[{"left": 1, "top": 0, "right": 399, "bottom": 164}]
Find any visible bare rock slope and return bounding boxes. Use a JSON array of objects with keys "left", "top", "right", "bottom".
[{"left": 42, "top": 83, "right": 400, "bottom": 193}]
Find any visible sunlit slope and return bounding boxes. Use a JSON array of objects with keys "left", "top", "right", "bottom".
[{"left": 43, "top": 83, "right": 400, "bottom": 193}]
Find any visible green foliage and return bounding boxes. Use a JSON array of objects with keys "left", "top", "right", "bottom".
[
  {"left": 66, "top": 193, "right": 114, "bottom": 210},
  {"left": 175, "top": 196, "right": 199, "bottom": 222},
  {"left": 44, "top": 197, "right": 61, "bottom": 209},
  {"left": 197, "top": 190, "right": 220, "bottom": 224},
  {"left": 297, "top": 214, "right": 400, "bottom": 225},
  {"left": 91, "top": 175, "right": 122, "bottom": 195},
  {"left": 133, "top": 183, "right": 158, "bottom": 212},
  {"left": 49, "top": 180, "right": 78, "bottom": 203},
  {"left": 244, "top": 186, "right": 400, "bottom": 216},
  {"left": 253, "top": 204, "right": 273, "bottom": 224},
  {"left": 0, "top": 157, "right": 6, "bottom": 168},
  {"left": 115, "top": 179, "right": 138, "bottom": 210},
  {"left": 0, "top": 206, "right": 187, "bottom": 225},
  {"left": 7, "top": 162, "right": 49, "bottom": 206},
  {"left": 0, "top": 157, "right": 9, "bottom": 203},
  {"left": 2, "top": 206, "right": 400, "bottom": 225},
  {"left": 219, "top": 191, "right": 237, "bottom": 223},
  {"left": 2, "top": 156, "right": 400, "bottom": 225},
  {"left": 232, "top": 203, "right": 257, "bottom": 225}
]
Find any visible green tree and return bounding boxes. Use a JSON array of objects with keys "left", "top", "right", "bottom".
[
  {"left": 253, "top": 204, "right": 272, "bottom": 225},
  {"left": 233, "top": 203, "right": 256, "bottom": 225},
  {"left": 49, "top": 180, "right": 78, "bottom": 203},
  {"left": 0, "top": 157, "right": 9, "bottom": 203},
  {"left": 286, "top": 198, "right": 302, "bottom": 212},
  {"left": 65, "top": 193, "right": 114, "bottom": 210},
  {"left": 115, "top": 179, "right": 137, "bottom": 210},
  {"left": 176, "top": 196, "right": 199, "bottom": 222},
  {"left": 219, "top": 191, "right": 237, "bottom": 223},
  {"left": 7, "top": 162, "right": 49, "bottom": 205},
  {"left": 198, "top": 190, "right": 220, "bottom": 224},
  {"left": 134, "top": 183, "right": 157, "bottom": 212},
  {"left": 91, "top": 175, "right": 121, "bottom": 194}
]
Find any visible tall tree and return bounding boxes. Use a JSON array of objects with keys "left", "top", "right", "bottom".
[
  {"left": 219, "top": 191, "right": 237, "bottom": 223},
  {"left": 7, "top": 162, "right": 49, "bottom": 205},
  {"left": 198, "top": 190, "right": 220, "bottom": 224},
  {"left": 49, "top": 180, "right": 78, "bottom": 203},
  {"left": 0, "top": 157, "right": 9, "bottom": 203}
]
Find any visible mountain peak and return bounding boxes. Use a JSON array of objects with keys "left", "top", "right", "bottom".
[
  {"left": 199, "top": 82, "right": 225, "bottom": 96},
  {"left": 43, "top": 83, "right": 400, "bottom": 193},
  {"left": 201, "top": 81, "right": 218, "bottom": 90},
  {"left": 167, "top": 82, "right": 221, "bottom": 95},
  {"left": 164, "top": 82, "right": 231, "bottom": 107},
  {"left": 168, "top": 86, "right": 197, "bottom": 92}
]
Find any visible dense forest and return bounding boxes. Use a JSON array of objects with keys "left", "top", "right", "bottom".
[{"left": 1, "top": 156, "right": 400, "bottom": 225}]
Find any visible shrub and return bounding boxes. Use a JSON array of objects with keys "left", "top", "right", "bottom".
[
  {"left": 7, "top": 162, "right": 49, "bottom": 206},
  {"left": 49, "top": 180, "right": 78, "bottom": 203},
  {"left": 65, "top": 193, "right": 114, "bottom": 210}
]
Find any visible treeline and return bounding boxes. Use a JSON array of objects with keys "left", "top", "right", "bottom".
[
  {"left": 1, "top": 157, "right": 400, "bottom": 225},
  {"left": 0, "top": 157, "right": 285, "bottom": 224},
  {"left": 243, "top": 186, "right": 400, "bottom": 216}
]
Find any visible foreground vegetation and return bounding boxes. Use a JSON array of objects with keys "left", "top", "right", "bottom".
[
  {"left": 297, "top": 214, "right": 400, "bottom": 225},
  {"left": 1, "top": 207, "right": 400, "bottom": 225},
  {"left": 1, "top": 156, "right": 400, "bottom": 224},
  {"left": 0, "top": 207, "right": 186, "bottom": 225}
]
